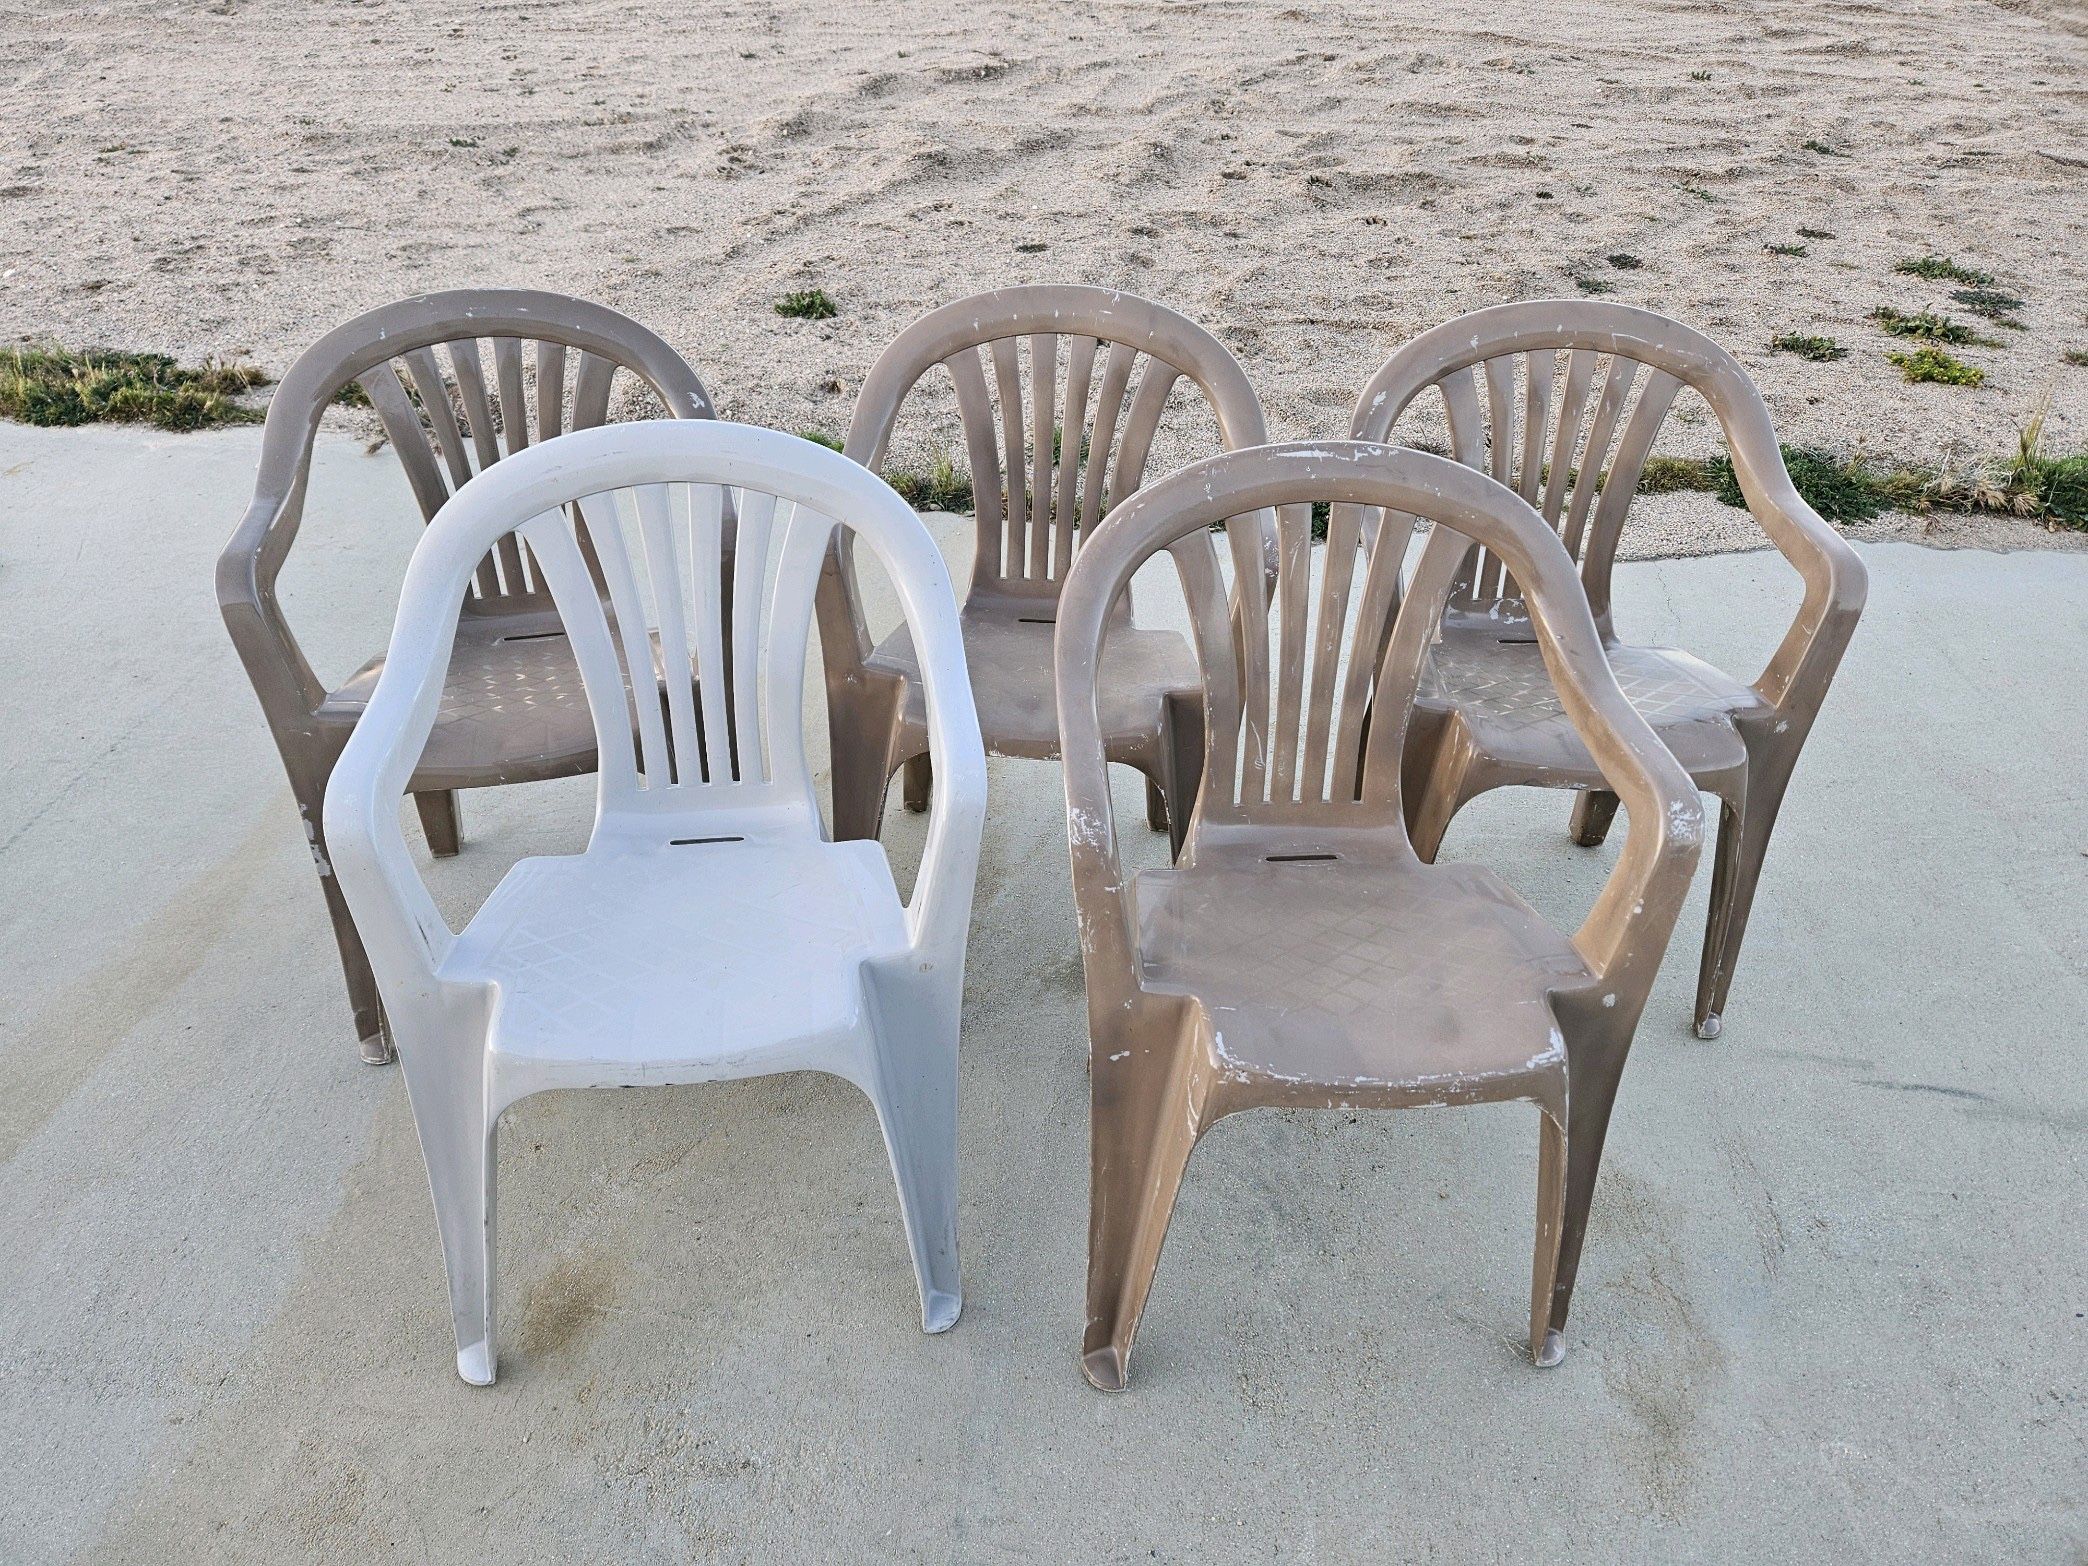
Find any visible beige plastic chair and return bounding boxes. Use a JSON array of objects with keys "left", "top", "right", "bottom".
[
  {"left": 1055, "top": 440, "right": 1705, "bottom": 1391},
  {"left": 820, "top": 285, "right": 1269, "bottom": 851},
  {"left": 218, "top": 289, "right": 716, "bottom": 1064},
  {"left": 1351, "top": 302, "right": 1868, "bottom": 1039}
]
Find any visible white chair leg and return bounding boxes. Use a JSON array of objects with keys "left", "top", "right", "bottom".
[
  {"left": 858, "top": 979, "right": 962, "bottom": 1333},
  {"left": 398, "top": 1046, "right": 498, "bottom": 1384}
]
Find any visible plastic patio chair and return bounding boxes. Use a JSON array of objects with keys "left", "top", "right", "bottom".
[
  {"left": 819, "top": 285, "right": 1269, "bottom": 853},
  {"left": 1351, "top": 301, "right": 1867, "bottom": 1039},
  {"left": 218, "top": 289, "right": 716, "bottom": 1064},
  {"left": 1056, "top": 440, "right": 1704, "bottom": 1390},
  {"left": 322, "top": 420, "right": 987, "bottom": 1384}
]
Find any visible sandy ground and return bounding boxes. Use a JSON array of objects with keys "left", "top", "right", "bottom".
[
  {"left": 3, "top": 421, "right": 2085, "bottom": 1563},
  {"left": 3, "top": 0, "right": 2087, "bottom": 483}
]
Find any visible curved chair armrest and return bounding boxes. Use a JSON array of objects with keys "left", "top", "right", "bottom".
[
  {"left": 1053, "top": 557, "right": 1147, "bottom": 1025},
  {"left": 873, "top": 518, "right": 988, "bottom": 962},
  {"left": 1720, "top": 426, "right": 1870, "bottom": 722},
  {"left": 800, "top": 453, "right": 987, "bottom": 960},
  {"left": 217, "top": 405, "right": 333, "bottom": 725},
  {"left": 321, "top": 524, "right": 475, "bottom": 1003},
  {"left": 1521, "top": 581, "right": 1705, "bottom": 1003},
  {"left": 1398, "top": 470, "right": 1705, "bottom": 1012}
]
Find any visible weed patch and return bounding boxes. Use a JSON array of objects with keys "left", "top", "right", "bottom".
[{"left": 0, "top": 344, "right": 266, "bottom": 431}]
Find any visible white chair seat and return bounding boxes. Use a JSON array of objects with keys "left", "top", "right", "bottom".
[{"left": 447, "top": 838, "right": 908, "bottom": 1079}]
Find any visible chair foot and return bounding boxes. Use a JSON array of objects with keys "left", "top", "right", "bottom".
[
  {"left": 1694, "top": 1012, "right": 1723, "bottom": 1041},
  {"left": 456, "top": 1340, "right": 496, "bottom": 1386},
  {"left": 1534, "top": 1329, "right": 1566, "bottom": 1368},
  {"left": 902, "top": 752, "right": 932, "bottom": 814},
  {"left": 923, "top": 1289, "right": 961, "bottom": 1335},
  {"left": 1144, "top": 774, "right": 1168, "bottom": 835},
  {"left": 359, "top": 1026, "right": 396, "bottom": 1066},
  {"left": 1082, "top": 1344, "right": 1129, "bottom": 1392}
]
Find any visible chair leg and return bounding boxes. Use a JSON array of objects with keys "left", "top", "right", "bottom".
[
  {"left": 1143, "top": 774, "right": 1169, "bottom": 835},
  {"left": 398, "top": 1045, "right": 497, "bottom": 1384},
  {"left": 1568, "top": 788, "right": 1620, "bottom": 848},
  {"left": 299, "top": 781, "right": 393, "bottom": 1065},
  {"left": 829, "top": 680, "right": 904, "bottom": 843},
  {"left": 1082, "top": 1051, "right": 1204, "bottom": 1392},
  {"left": 1158, "top": 692, "right": 1204, "bottom": 863},
  {"left": 902, "top": 751, "right": 933, "bottom": 815},
  {"left": 1407, "top": 743, "right": 1477, "bottom": 866},
  {"left": 1542, "top": 1058, "right": 1626, "bottom": 1347},
  {"left": 1693, "top": 750, "right": 1795, "bottom": 1040},
  {"left": 1530, "top": 1109, "right": 1569, "bottom": 1366},
  {"left": 413, "top": 789, "right": 463, "bottom": 858},
  {"left": 859, "top": 989, "right": 961, "bottom": 1332}
]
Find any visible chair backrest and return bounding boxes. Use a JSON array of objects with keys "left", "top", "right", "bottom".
[
  {"left": 824, "top": 286, "right": 1267, "bottom": 657},
  {"left": 1350, "top": 301, "right": 1777, "bottom": 636},
  {"left": 262, "top": 289, "right": 716, "bottom": 618},
  {"left": 1058, "top": 441, "right": 1669, "bottom": 849},
  {"left": 350, "top": 420, "right": 971, "bottom": 836}
]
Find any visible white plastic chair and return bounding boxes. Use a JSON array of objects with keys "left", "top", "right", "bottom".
[{"left": 323, "top": 421, "right": 988, "bottom": 1384}]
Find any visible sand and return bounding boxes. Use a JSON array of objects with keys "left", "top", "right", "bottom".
[{"left": 2, "top": 0, "right": 2086, "bottom": 545}]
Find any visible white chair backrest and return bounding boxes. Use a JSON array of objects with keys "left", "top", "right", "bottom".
[{"left": 349, "top": 420, "right": 970, "bottom": 840}]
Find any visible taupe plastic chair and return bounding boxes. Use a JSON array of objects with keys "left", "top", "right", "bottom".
[
  {"left": 820, "top": 285, "right": 1269, "bottom": 851},
  {"left": 1056, "top": 440, "right": 1705, "bottom": 1391},
  {"left": 218, "top": 289, "right": 716, "bottom": 1064},
  {"left": 1351, "top": 302, "right": 1867, "bottom": 1039}
]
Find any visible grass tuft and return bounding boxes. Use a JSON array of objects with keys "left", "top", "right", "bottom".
[
  {"left": 1801, "top": 139, "right": 1848, "bottom": 156},
  {"left": 884, "top": 452, "right": 973, "bottom": 513},
  {"left": 1573, "top": 275, "right": 1614, "bottom": 295},
  {"left": 1766, "top": 242, "right": 1808, "bottom": 257},
  {"left": 1949, "top": 287, "right": 2024, "bottom": 327},
  {"left": 1606, "top": 253, "right": 1643, "bottom": 270},
  {"left": 1894, "top": 255, "right": 1993, "bottom": 286},
  {"left": 2063, "top": 348, "right": 2088, "bottom": 369},
  {"left": 1797, "top": 226, "right": 1835, "bottom": 240},
  {"left": 1870, "top": 307, "right": 1988, "bottom": 346},
  {"left": 0, "top": 344, "right": 267, "bottom": 431},
  {"left": 797, "top": 428, "right": 844, "bottom": 451},
  {"left": 1770, "top": 332, "right": 1846, "bottom": 361},
  {"left": 775, "top": 287, "right": 838, "bottom": 321},
  {"left": 1888, "top": 346, "right": 1983, "bottom": 386}
]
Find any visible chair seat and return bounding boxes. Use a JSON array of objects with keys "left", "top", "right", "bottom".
[
  {"left": 325, "top": 609, "right": 602, "bottom": 791},
  {"left": 1421, "top": 625, "right": 1763, "bottom": 783},
  {"left": 1132, "top": 850, "right": 1590, "bottom": 1097},
  {"left": 868, "top": 601, "right": 1198, "bottom": 760},
  {"left": 443, "top": 836, "right": 910, "bottom": 1077}
]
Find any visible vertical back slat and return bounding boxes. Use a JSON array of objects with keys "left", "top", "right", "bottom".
[
  {"left": 1542, "top": 350, "right": 1598, "bottom": 529},
  {"left": 730, "top": 490, "right": 777, "bottom": 782},
  {"left": 687, "top": 482, "right": 728, "bottom": 784},
  {"left": 1518, "top": 350, "right": 1554, "bottom": 505},
  {"left": 1077, "top": 341, "right": 1137, "bottom": 534},
  {"left": 1166, "top": 528, "right": 1239, "bottom": 808},
  {"left": 1302, "top": 498, "right": 1362, "bottom": 799},
  {"left": 1560, "top": 357, "right": 1638, "bottom": 562},
  {"left": 585, "top": 491, "right": 672, "bottom": 786},
  {"left": 521, "top": 506, "right": 640, "bottom": 795},
  {"left": 1330, "top": 510, "right": 1409, "bottom": 801},
  {"left": 571, "top": 351, "right": 616, "bottom": 431},
  {"left": 1110, "top": 361, "right": 1180, "bottom": 499},
  {"left": 1581, "top": 367, "right": 1682, "bottom": 621},
  {"left": 636, "top": 483, "right": 702, "bottom": 788},
  {"left": 1054, "top": 336, "right": 1096, "bottom": 578},
  {"left": 1269, "top": 502, "right": 1312, "bottom": 801},
  {"left": 989, "top": 338, "right": 1028, "bottom": 580},
  {"left": 946, "top": 349, "right": 1006, "bottom": 580},
  {"left": 401, "top": 349, "right": 473, "bottom": 490},
  {"left": 1026, "top": 334, "right": 1055, "bottom": 580},
  {"left": 1225, "top": 500, "right": 1272, "bottom": 802},
  {"left": 536, "top": 341, "right": 568, "bottom": 441},
  {"left": 361, "top": 363, "right": 451, "bottom": 523},
  {"left": 448, "top": 340, "right": 502, "bottom": 472},
  {"left": 493, "top": 338, "right": 530, "bottom": 457}
]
